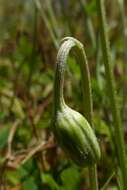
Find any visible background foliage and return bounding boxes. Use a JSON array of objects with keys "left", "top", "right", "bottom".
[{"left": 0, "top": 0, "right": 127, "bottom": 189}]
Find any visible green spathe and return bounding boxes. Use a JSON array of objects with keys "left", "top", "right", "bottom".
[{"left": 53, "top": 104, "right": 101, "bottom": 167}]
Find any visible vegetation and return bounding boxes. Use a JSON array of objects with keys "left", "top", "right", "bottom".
[{"left": 0, "top": 0, "right": 127, "bottom": 189}]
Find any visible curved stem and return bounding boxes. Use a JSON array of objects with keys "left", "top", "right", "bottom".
[
  {"left": 53, "top": 37, "right": 98, "bottom": 190},
  {"left": 53, "top": 39, "right": 75, "bottom": 114},
  {"left": 97, "top": 0, "right": 127, "bottom": 189}
]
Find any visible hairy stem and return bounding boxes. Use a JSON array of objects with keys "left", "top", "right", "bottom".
[
  {"left": 97, "top": 0, "right": 127, "bottom": 188},
  {"left": 53, "top": 37, "right": 98, "bottom": 190}
]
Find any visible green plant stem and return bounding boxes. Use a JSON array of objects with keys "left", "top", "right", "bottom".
[
  {"left": 97, "top": 0, "right": 127, "bottom": 189},
  {"left": 100, "top": 170, "right": 115, "bottom": 190},
  {"left": 117, "top": 0, "right": 127, "bottom": 70},
  {"left": 54, "top": 37, "right": 98, "bottom": 190},
  {"left": 117, "top": 0, "right": 127, "bottom": 123}
]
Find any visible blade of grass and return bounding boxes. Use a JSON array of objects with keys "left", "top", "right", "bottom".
[
  {"left": 100, "top": 170, "right": 115, "bottom": 190},
  {"left": 96, "top": 0, "right": 127, "bottom": 189},
  {"left": 117, "top": 0, "right": 127, "bottom": 126}
]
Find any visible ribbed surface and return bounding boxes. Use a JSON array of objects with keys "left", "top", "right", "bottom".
[{"left": 53, "top": 105, "right": 100, "bottom": 167}]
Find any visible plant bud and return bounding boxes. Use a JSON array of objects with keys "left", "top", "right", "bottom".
[{"left": 52, "top": 104, "right": 101, "bottom": 167}]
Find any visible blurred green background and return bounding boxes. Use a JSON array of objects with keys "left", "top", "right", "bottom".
[{"left": 0, "top": 0, "right": 127, "bottom": 189}]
